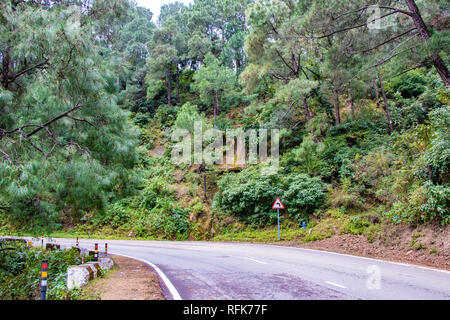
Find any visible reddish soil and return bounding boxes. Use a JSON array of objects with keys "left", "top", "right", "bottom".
[
  {"left": 274, "top": 223, "right": 450, "bottom": 271},
  {"left": 82, "top": 255, "right": 165, "bottom": 300}
]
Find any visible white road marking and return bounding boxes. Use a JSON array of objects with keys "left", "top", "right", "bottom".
[
  {"left": 269, "top": 244, "right": 450, "bottom": 275},
  {"left": 113, "top": 253, "right": 182, "bottom": 300},
  {"left": 243, "top": 257, "right": 268, "bottom": 265},
  {"left": 325, "top": 281, "right": 347, "bottom": 289}
]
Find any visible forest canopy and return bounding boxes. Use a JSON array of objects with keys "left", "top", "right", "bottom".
[{"left": 0, "top": 0, "right": 448, "bottom": 236}]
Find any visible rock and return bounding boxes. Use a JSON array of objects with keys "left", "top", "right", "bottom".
[
  {"left": 367, "top": 215, "right": 380, "bottom": 224},
  {"left": 79, "top": 248, "right": 90, "bottom": 257},
  {"left": 67, "top": 266, "right": 91, "bottom": 290},
  {"left": 46, "top": 243, "right": 60, "bottom": 250},
  {"left": 99, "top": 257, "right": 114, "bottom": 270},
  {"left": 85, "top": 262, "right": 101, "bottom": 277},
  {"left": 128, "top": 231, "right": 136, "bottom": 238}
]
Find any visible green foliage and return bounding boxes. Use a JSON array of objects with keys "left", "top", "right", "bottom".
[
  {"left": 214, "top": 167, "right": 283, "bottom": 226},
  {"left": 191, "top": 53, "right": 238, "bottom": 121},
  {"left": 215, "top": 167, "right": 325, "bottom": 225},
  {"left": 281, "top": 136, "right": 331, "bottom": 178},
  {"left": 0, "top": 0, "right": 140, "bottom": 232},
  {"left": 173, "top": 102, "right": 210, "bottom": 134},
  {"left": 1, "top": 0, "right": 448, "bottom": 241},
  {"left": 423, "top": 107, "right": 450, "bottom": 184},
  {"left": 0, "top": 246, "right": 83, "bottom": 300},
  {"left": 283, "top": 174, "right": 325, "bottom": 221},
  {"left": 390, "top": 70, "right": 428, "bottom": 98}
]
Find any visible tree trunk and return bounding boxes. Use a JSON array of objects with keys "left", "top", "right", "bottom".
[
  {"left": 350, "top": 93, "right": 355, "bottom": 120},
  {"left": 2, "top": 46, "right": 10, "bottom": 89},
  {"left": 203, "top": 173, "right": 207, "bottom": 200},
  {"left": 302, "top": 97, "right": 312, "bottom": 121},
  {"left": 167, "top": 67, "right": 172, "bottom": 107},
  {"left": 333, "top": 91, "right": 341, "bottom": 126},
  {"left": 373, "top": 75, "right": 379, "bottom": 100},
  {"left": 214, "top": 92, "right": 219, "bottom": 128},
  {"left": 378, "top": 72, "right": 394, "bottom": 134},
  {"left": 176, "top": 64, "right": 180, "bottom": 105},
  {"left": 404, "top": 0, "right": 450, "bottom": 86}
]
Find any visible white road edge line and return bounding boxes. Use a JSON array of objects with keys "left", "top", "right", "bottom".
[
  {"left": 268, "top": 244, "right": 450, "bottom": 275},
  {"left": 243, "top": 257, "right": 268, "bottom": 265},
  {"left": 325, "top": 281, "right": 347, "bottom": 289},
  {"left": 113, "top": 253, "right": 182, "bottom": 300}
]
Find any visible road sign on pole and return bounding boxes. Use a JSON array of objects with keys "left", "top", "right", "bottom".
[
  {"left": 272, "top": 198, "right": 285, "bottom": 240},
  {"left": 272, "top": 198, "right": 285, "bottom": 210}
]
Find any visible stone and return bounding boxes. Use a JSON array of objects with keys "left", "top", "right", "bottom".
[
  {"left": 46, "top": 243, "right": 60, "bottom": 250},
  {"left": 77, "top": 248, "right": 89, "bottom": 257},
  {"left": 85, "top": 263, "right": 100, "bottom": 278},
  {"left": 99, "top": 257, "right": 114, "bottom": 270},
  {"left": 67, "top": 266, "right": 91, "bottom": 290}
]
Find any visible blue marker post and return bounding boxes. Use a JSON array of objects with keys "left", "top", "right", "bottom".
[{"left": 302, "top": 221, "right": 306, "bottom": 230}]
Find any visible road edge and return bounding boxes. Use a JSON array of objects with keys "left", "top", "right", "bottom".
[{"left": 112, "top": 253, "right": 182, "bottom": 300}]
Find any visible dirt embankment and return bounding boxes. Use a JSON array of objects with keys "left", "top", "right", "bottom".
[
  {"left": 275, "top": 223, "right": 450, "bottom": 270},
  {"left": 81, "top": 255, "right": 165, "bottom": 300}
]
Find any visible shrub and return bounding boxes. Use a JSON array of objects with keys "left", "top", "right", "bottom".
[
  {"left": 214, "top": 168, "right": 283, "bottom": 226},
  {"left": 173, "top": 102, "right": 210, "bottom": 134},
  {"left": 282, "top": 174, "right": 325, "bottom": 221},
  {"left": 0, "top": 246, "right": 83, "bottom": 300}
]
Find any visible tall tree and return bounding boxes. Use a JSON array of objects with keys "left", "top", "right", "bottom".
[
  {"left": 0, "top": 0, "right": 139, "bottom": 230},
  {"left": 146, "top": 3, "right": 188, "bottom": 106},
  {"left": 241, "top": 0, "right": 320, "bottom": 124},
  {"left": 303, "top": 0, "right": 449, "bottom": 86},
  {"left": 191, "top": 53, "right": 236, "bottom": 127}
]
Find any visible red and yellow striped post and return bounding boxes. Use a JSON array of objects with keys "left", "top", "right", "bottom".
[
  {"left": 94, "top": 243, "right": 98, "bottom": 261},
  {"left": 105, "top": 243, "right": 108, "bottom": 256},
  {"left": 40, "top": 259, "right": 48, "bottom": 300}
]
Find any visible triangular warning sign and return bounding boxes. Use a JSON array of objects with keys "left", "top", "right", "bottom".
[{"left": 272, "top": 198, "right": 285, "bottom": 209}]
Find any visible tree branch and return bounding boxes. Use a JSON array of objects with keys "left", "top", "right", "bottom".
[
  {"left": 360, "top": 27, "right": 417, "bottom": 53},
  {"left": 308, "top": 10, "right": 402, "bottom": 39},
  {"left": 25, "top": 104, "right": 82, "bottom": 138}
]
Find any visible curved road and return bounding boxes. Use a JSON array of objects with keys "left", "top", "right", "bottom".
[{"left": 39, "top": 238, "right": 450, "bottom": 300}]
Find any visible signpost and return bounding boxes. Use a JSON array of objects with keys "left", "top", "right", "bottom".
[{"left": 272, "top": 198, "right": 285, "bottom": 240}]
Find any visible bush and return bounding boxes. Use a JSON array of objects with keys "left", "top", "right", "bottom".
[
  {"left": 415, "top": 182, "right": 450, "bottom": 225},
  {"left": 282, "top": 174, "right": 325, "bottom": 221},
  {"left": 0, "top": 246, "right": 83, "bottom": 300},
  {"left": 280, "top": 136, "right": 331, "bottom": 178},
  {"left": 215, "top": 168, "right": 325, "bottom": 225},
  {"left": 173, "top": 102, "right": 210, "bottom": 134},
  {"left": 385, "top": 182, "right": 449, "bottom": 226},
  {"left": 389, "top": 70, "right": 428, "bottom": 98},
  {"left": 214, "top": 168, "right": 283, "bottom": 226},
  {"left": 423, "top": 107, "right": 450, "bottom": 184}
]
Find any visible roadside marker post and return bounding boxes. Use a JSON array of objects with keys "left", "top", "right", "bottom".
[
  {"left": 76, "top": 237, "right": 79, "bottom": 248},
  {"left": 94, "top": 243, "right": 98, "bottom": 261},
  {"left": 40, "top": 259, "right": 48, "bottom": 300},
  {"left": 272, "top": 198, "right": 285, "bottom": 241},
  {"left": 302, "top": 221, "right": 306, "bottom": 230},
  {"left": 41, "top": 234, "right": 44, "bottom": 248},
  {"left": 105, "top": 243, "right": 108, "bottom": 256}
]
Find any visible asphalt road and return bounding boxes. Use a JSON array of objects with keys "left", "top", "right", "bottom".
[{"left": 32, "top": 238, "right": 450, "bottom": 300}]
